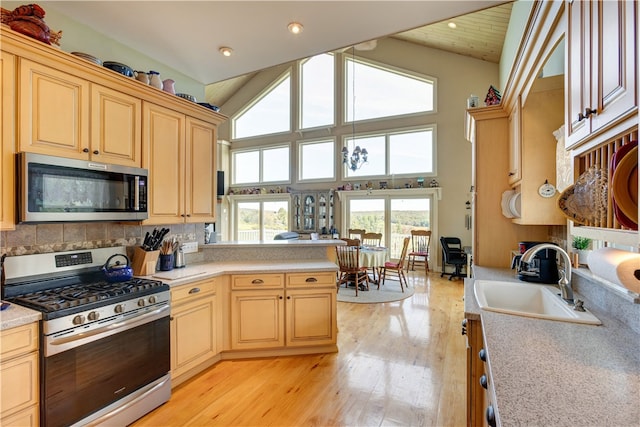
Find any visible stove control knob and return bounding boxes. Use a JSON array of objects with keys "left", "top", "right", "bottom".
[
  {"left": 73, "top": 315, "right": 85, "bottom": 325},
  {"left": 138, "top": 299, "right": 146, "bottom": 307},
  {"left": 88, "top": 311, "right": 100, "bottom": 321},
  {"left": 114, "top": 304, "right": 124, "bottom": 314},
  {"left": 149, "top": 295, "right": 157, "bottom": 304}
]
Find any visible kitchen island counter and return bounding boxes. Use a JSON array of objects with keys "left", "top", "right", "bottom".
[{"left": 466, "top": 266, "right": 640, "bottom": 427}]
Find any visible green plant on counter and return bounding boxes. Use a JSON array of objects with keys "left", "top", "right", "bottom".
[{"left": 572, "top": 236, "right": 591, "bottom": 250}]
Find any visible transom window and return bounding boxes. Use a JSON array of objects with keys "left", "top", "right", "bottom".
[
  {"left": 232, "top": 145, "right": 290, "bottom": 185},
  {"left": 344, "top": 127, "right": 436, "bottom": 178},
  {"left": 345, "top": 56, "right": 435, "bottom": 122},
  {"left": 233, "top": 73, "right": 291, "bottom": 139},
  {"left": 298, "top": 139, "right": 335, "bottom": 181}
]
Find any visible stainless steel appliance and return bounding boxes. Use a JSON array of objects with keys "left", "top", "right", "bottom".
[
  {"left": 512, "top": 241, "right": 560, "bottom": 284},
  {"left": 17, "top": 152, "right": 148, "bottom": 223},
  {"left": 2, "top": 247, "right": 171, "bottom": 427}
]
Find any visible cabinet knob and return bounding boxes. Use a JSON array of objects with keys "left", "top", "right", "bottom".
[
  {"left": 486, "top": 405, "right": 496, "bottom": 427},
  {"left": 287, "top": 295, "right": 291, "bottom": 299},
  {"left": 461, "top": 318, "right": 467, "bottom": 336},
  {"left": 480, "top": 374, "right": 488, "bottom": 389},
  {"left": 279, "top": 295, "right": 283, "bottom": 299},
  {"left": 93, "top": 150, "right": 99, "bottom": 155},
  {"left": 578, "top": 107, "right": 597, "bottom": 121},
  {"left": 479, "top": 348, "right": 487, "bottom": 362},
  {"left": 82, "top": 148, "right": 89, "bottom": 153}
]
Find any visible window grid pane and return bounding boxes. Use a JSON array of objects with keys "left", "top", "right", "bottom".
[
  {"left": 234, "top": 151, "right": 260, "bottom": 184},
  {"left": 301, "top": 54, "right": 335, "bottom": 129},
  {"left": 234, "top": 75, "right": 291, "bottom": 139},
  {"left": 263, "top": 147, "right": 290, "bottom": 182},
  {"left": 389, "top": 130, "right": 434, "bottom": 175},
  {"left": 300, "top": 140, "right": 335, "bottom": 181}
]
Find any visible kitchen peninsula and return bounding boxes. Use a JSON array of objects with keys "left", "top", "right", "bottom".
[{"left": 143, "top": 238, "right": 343, "bottom": 386}]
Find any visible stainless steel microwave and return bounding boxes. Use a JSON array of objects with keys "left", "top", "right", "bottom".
[{"left": 17, "top": 152, "right": 148, "bottom": 223}]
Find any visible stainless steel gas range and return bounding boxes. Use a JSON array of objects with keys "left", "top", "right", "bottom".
[{"left": 2, "top": 247, "right": 171, "bottom": 427}]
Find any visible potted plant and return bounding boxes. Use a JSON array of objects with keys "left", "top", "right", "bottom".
[{"left": 572, "top": 236, "right": 592, "bottom": 266}]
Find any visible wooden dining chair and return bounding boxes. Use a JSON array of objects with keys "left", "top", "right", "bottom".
[
  {"left": 380, "top": 237, "right": 410, "bottom": 292},
  {"left": 407, "top": 229, "right": 431, "bottom": 273},
  {"left": 335, "top": 245, "right": 369, "bottom": 296},
  {"left": 348, "top": 228, "right": 366, "bottom": 241},
  {"left": 361, "top": 232, "right": 382, "bottom": 247},
  {"left": 340, "top": 237, "right": 360, "bottom": 247}
]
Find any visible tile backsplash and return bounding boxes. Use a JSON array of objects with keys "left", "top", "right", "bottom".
[{"left": 1, "top": 222, "right": 204, "bottom": 257}]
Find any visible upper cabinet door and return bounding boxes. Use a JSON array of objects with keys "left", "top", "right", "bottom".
[
  {"left": 1, "top": 52, "right": 16, "bottom": 230},
  {"left": 19, "top": 59, "right": 90, "bottom": 158},
  {"left": 590, "top": 0, "right": 637, "bottom": 134},
  {"left": 90, "top": 84, "right": 142, "bottom": 167},
  {"left": 185, "top": 116, "right": 216, "bottom": 223},
  {"left": 566, "top": 0, "right": 637, "bottom": 149}
]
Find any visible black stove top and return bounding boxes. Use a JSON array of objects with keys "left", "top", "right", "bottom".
[{"left": 8, "top": 278, "right": 168, "bottom": 315}]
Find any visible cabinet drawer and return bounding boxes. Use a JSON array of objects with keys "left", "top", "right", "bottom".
[
  {"left": 232, "top": 274, "right": 284, "bottom": 290},
  {"left": 286, "top": 272, "right": 335, "bottom": 288},
  {"left": 0, "top": 323, "right": 38, "bottom": 361},
  {"left": 171, "top": 278, "right": 216, "bottom": 304},
  {"left": 1, "top": 404, "right": 38, "bottom": 427}
]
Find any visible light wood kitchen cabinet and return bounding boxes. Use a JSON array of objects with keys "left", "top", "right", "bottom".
[
  {"left": 1, "top": 51, "right": 16, "bottom": 230},
  {"left": 230, "top": 274, "right": 285, "bottom": 350},
  {"left": 230, "top": 272, "right": 337, "bottom": 350},
  {"left": 170, "top": 278, "right": 217, "bottom": 383},
  {"left": 90, "top": 84, "right": 142, "bottom": 167},
  {"left": 466, "top": 106, "right": 549, "bottom": 268},
  {"left": 513, "top": 75, "right": 565, "bottom": 225},
  {"left": 18, "top": 58, "right": 90, "bottom": 159},
  {"left": 285, "top": 272, "right": 337, "bottom": 347},
  {"left": 566, "top": 0, "right": 637, "bottom": 150},
  {"left": 0, "top": 322, "right": 39, "bottom": 426},
  {"left": 143, "top": 102, "right": 218, "bottom": 224},
  {"left": 18, "top": 58, "right": 142, "bottom": 167}
]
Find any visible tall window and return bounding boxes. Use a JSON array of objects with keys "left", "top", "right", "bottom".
[
  {"left": 234, "top": 73, "right": 291, "bottom": 139},
  {"left": 235, "top": 199, "right": 289, "bottom": 241},
  {"left": 232, "top": 145, "right": 290, "bottom": 185},
  {"left": 300, "top": 54, "right": 335, "bottom": 129},
  {"left": 299, "top": 139, "right": 335, "bottom": 181}
]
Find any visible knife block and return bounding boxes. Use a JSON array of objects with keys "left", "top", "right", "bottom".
[{"left": 132, "top": 247, "right": 160, "bottom": 276}]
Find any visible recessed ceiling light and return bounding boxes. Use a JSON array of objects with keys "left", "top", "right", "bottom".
[
  {"left": 448, "top": 22, "right": 457, "bottom": 29},
  {"left": 288, "top": 22, "right": 304, "bottom": 34},
  {"left": 219, "top": 47, "right": 233, "bottom": 57}
]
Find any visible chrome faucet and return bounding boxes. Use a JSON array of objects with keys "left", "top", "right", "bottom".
[{"left": 520, "top": 243, "right": 574, "bottom": 304}]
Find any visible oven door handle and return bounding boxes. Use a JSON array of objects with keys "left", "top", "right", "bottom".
[{"left": 48, "top": 304, "right": 170, "bottom": 351}]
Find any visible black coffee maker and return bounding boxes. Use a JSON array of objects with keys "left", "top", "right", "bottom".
[{"left": 511, "top": 241, "right": 560, "bottom": 284}]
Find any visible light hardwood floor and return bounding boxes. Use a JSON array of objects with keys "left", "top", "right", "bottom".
[{"left": 133, "top": 271, "right": 467, "bottom": 427}]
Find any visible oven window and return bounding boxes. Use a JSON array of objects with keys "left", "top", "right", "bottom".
[{"left": 43, "top": 317, "right": 169, "bottom": 427}]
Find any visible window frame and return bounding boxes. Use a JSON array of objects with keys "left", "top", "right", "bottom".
[
  {"left": 297, "top": 137, "right": 337, "bottom": 183},
  {"left": 299, "top": 53, "right": 336, "bottom": 131},
  {"left": 229, "top": 194, "right": 292, "bottom": 241},
  {"left": 230, "top": 143, "right": 292, "bottom": 186},
  {"left": 341, "top": 124, "right": 438, "bottom": 180}
]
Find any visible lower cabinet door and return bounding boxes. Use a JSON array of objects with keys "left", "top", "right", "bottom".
[
  {"left": 231, "top": 290, "right": 285, "bottom": 350},
  {"left": 285, "top": 289, "right": 336, "bottom": 346},
  {"left": 171, "top": 295, "right": 217, "bottom": 378}
]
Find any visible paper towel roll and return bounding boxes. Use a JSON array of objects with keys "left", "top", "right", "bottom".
[{"left": 587, "top": 248, "right": 640, "bottom": 293}]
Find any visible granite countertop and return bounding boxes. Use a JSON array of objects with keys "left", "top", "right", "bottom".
[
  {"left": 0, "top": 302, "right": 41, "bottom": 331},
  {"left": 466, "top": 266, "right": 640, "bottom": 426},
  {"left": 143, "top": 259, "right": 339, "bottom": 287}
]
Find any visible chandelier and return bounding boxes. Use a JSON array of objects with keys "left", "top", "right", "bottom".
[{"left": 342, "top": 46, "right": 368, "bottom": 172}]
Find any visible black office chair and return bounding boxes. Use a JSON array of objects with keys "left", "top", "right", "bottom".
[{"left": 440, "top": 237, "right": 467, "bottom": 280}]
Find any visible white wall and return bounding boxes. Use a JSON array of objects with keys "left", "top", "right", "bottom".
[
  {"left": 215, "top": 37, "right": 499, "bottom": 248},
  {"left": 6, "top": 1, "right": 206, "bottom": 100}
]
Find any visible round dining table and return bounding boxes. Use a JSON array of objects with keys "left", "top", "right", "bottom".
[{"left": 359, "top": 246, "right": 390, "bottom": 284}]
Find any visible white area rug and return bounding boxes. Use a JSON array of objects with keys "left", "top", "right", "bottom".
[{"left": 336, "top": 279, "right": 414, "bottom": 303}]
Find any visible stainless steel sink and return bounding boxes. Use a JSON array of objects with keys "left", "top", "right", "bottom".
[{"left": 474, "top": 280, "right": 601, "bottom": 325}]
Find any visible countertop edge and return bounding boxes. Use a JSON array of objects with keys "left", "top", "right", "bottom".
[{"left": 0, "top": 302, "right": 41, "bottom": 331}]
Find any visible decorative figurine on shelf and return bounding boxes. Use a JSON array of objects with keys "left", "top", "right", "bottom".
[
  {"left": 417, "top": 177, "right": 425, "bottom": 188},
  {"left": 429, "top": 179, "right": 439, "bottom": 188},
  {"left": 1, "top": 4, "right": 61, "bottom": 45},
  {"left": 484, "top": 85, "right": 502, "bottom": 106}
]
